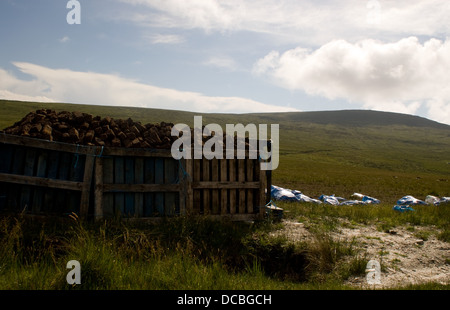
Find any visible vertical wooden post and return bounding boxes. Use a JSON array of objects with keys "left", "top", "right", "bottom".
[
  {"left": 155, "top": 158, "right": 164, "bottom": 215},
  {"left": 184, "top": 158, "right": 193, "bottom": 215},
  {"left": 238, "top": 159, "right": 246, "bottom": 214},
  {"left": 246, "top": 158, "right": 254, "bottom": 214},
  {"left": 202, "top": 158, "right": 210, "bottom": 214},
  {"left": 220, "top": 158, "right": 227, "bottom": 215},
  {"left": 134, "top": 158, "right": 144, "bottom": 217},
  {"left": 103, "top": 157, "right": 114, "bottom": 217},
  {"left": 80, "top": 154, "right": 95, "bottom": 219},
  {"left": 193, "top": 159, "right": 201, "bottom": 214},
  {"left": 114, "top": 157, "right": 125, "bottom": 215},
  {"left": 32, "top": 151, "right": 48, "bottom": 213},
  {"left": 94, "top": 156, "right": 104, "bottom": 220},
  {"left": 258, "top": 163, "right": 267, "bottom": 218},
  {"left": 229, "top": 158, "right": 236, "bottom": 214},
  {"left": 211, "top": 158, "right": 219, "bottom": 214}
]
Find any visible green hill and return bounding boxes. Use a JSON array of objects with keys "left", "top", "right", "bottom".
[{"left": 1, "top": 99, "right": 449, "bottom": 203}]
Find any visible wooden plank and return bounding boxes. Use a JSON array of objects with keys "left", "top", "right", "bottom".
[
  {"left": 57, "top": 152, "right": 72, "bottom": 214},
  {"left": 228, "top": 158, "right": 236, "bottom": 214},
  {"left": 80, "top": 154, "right": 95, "bottom": 218},
  {"left": 211, "top": 158, "right": 219, "bottom": 214},
  {"left": 8, "top": 146, "right": 26, "bottom": 210},
  {"left": 20, "top": 148, "right": 36, "bottom": 212},
  {"left": 184, "top": 158, "right": 193, "bottom": 215},
  {"left": 32, "top": 151, "right": 48, "bottom": 213},
  {"left": 114, "top": 157, "right": 125, "bottom": 215},
  {"left": 0, "top": 144, "right": 14, "bottom": 173},
  {"left": 43, "top": 151, "right": 59, "bottom": 214},
  {"left": 193, "top": 159, "right": 201, "bottom": 214},
  {"left": 258, "top": 161, "right": 267, "bottom": 218},
  {"left": 144, "top": 158, "right": 155, "bottom": 217},
  {"left": 124, "top": 157, "right": 135, "bottom": 217},
  {"left": 178, "top": 159, "right": 186, "bottom": 216},
  {"left": 58, "top": 152, "right": 71, "bottom": 180},
  {"left": 246, "top": 159, "right": 254, "bottom": 214},
  {"left": 102, "top": 157, "right": 114, "bottom": 217},
  {"left": 134, "top": 158, "right": 144, "bottom": 217},
  {"left": 102, "top": 183, "right": 181, "bottom": 193},
  {"left": 0, "top": 134, "right": 99, "bottom": 155},
  {"left": 220, "top": 159, "right": 228, "bottom": 215},
  {"left": 238, "top": 159, "right": 246, "bottom": 214},
  {"left": 94, "top": 157, "right": 104, "bottom": 220},
  {"left": 154, "top": 158, "right": 164, "bottom": 216},
  {"left": 164, "top": 158, "right": 176, "bottom": 215},
  {"left": 202, "top": 158, "right": 210, "bottom": 214},
  {"left": 191, "top": 181, "right": 260, "bottom": 189},
  {"left": 102, "top": 147, "right": 173, "bottom": 158},
  {"left": 0, "top": 173, "right": 83, "bottom": 191}
]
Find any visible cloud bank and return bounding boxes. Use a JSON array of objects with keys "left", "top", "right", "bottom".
[
  {"left": 0, "top": 62, "right": 296, "bottom": 114},
  {"left": 253, "top": 37, "right": 450, "bottom": 124}
]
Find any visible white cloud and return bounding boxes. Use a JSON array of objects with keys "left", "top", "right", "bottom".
[
  {"left": 117, "top": 0, "right": 450, "bottom": 46},
  {"left": 253, "top": 37, "right": 450, "bottom": 124},
  {"left": 146, "top": 33, "right": 185, "bottom": 44},
  {"left": 59, "top": 36, "right": 70, "bottom": 43},
  {"left": 202, "top": 56, "right": 238, "bottom": 71},
  {"left": 0, "top": 62, "right": 297, "bottom": 114}
]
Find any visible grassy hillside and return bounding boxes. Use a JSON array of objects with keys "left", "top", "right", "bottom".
[
  {"left": 1, "top": 99, "right": 449, "bottom": 291},
  {"left": 1, "top": 99, "right": 450, "bottom": 203}
]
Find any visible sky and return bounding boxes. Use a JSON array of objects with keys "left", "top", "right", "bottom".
[{"left": 1, "top": 0, "right": 450, "bottom": 125}]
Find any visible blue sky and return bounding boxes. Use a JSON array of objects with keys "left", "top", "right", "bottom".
[{"left": 1, "top": 0, "right": 450, "bottom": 124}]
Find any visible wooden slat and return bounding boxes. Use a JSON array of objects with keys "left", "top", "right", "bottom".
[
  {"left": 32, "top": 151, "right": 48, "bottom": 213},
  {"left": 94, "top": 157, "right": 104, "bottom": 220},
  {"left": 124, "top": 157, "right": 135, "bottom": 216},
  {"left": 154, "top": 158, "right": 164, "bottom": 215},
  {"left": 134, "top": 158, "right": 144, "bottom": 217},
  {"left": 20, "top": 148, "right": 36, "bottom": 211},
  {"left": 193, "top": 158, "right": 201, "bottom": 214},
  {"left": 8, "top": 147, "right": 25, "bottom": 210},
  {"left": 246, "top": 159, "right": 254, "bottom": 214},
  {"left": 114, "top": 157, "right": 125, "bottom": 215},
  {"left": 191, "top": 181, "right": 260, "bottom": 189},
  {"left": 164, "top": 158, "right": 176, "bottom": 215},
  {"left": 0, "top": 144, "right": 14, "bottom": 173},
  {"left": 80, "top": 154, "right": 95, "bottom": 218},
  {"left": 102, "top": 157, "right": 114, "bottom": 217},
  {"left": 238, "top": 159, "right": 246, "bottom": 214},
  {"left": 211, "top": 158, "right": 219, "bottom": 214},
  {"left": 0, "top": 173, "right": 83, "bottom": 191},
  {"left": 0, "top": 134, "right": 99, "bottom": 155},
  {"left": 102, "top": 147, "right": 173, "bottom": 158},
  {"left": 228, "top": 158, "right": 236, "bottom": 214},
  {"left": 258, "top": 161, "right": 267, "bottom": 218},
  {"left": 202, "top": 158, "right": 210, "bottom": 214},
  {"left": 220, "top": 159, "right": 227, "bottom": 215},
  {"left": 184, "top": 158, "right": 193, "bottom": 215},
  {"left": 102, "top": 183, "right": 180, "bottom": 192},
  {"left": 144, "top": 158, "right": 155, "bottom": 217}
]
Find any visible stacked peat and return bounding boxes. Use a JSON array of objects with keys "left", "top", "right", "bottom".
[{"left": 1, "top": 109, "right": 175, "bottom": 149}]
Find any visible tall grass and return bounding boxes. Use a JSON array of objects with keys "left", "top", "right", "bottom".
[{"left": 0, "top": 213, "right": 369, "bottom": 290}]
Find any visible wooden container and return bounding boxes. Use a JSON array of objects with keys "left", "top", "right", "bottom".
[{"left": 0, "top": 134, "right": 270, "bottom": 221}]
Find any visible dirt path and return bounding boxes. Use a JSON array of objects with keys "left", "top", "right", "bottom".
[{"left": 271, "top": 220, "right": 450, "bottom": 288}]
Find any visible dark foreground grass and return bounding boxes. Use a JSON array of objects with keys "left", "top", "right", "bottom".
[
  {"left": 1, "top": 211, "right": 448, "bottom": 290},
  {"left": 0, "top": 213, "right": 371, "bottom": 290}
]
